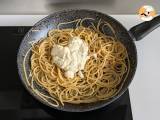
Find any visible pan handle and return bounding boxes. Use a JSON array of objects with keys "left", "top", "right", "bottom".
[{"left": 129, "top": 15, "right": 160, "bottom": 41}]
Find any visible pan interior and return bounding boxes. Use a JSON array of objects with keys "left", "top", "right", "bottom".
[{"left": 17, "top": 9, "right": 137, "bottom": 112}]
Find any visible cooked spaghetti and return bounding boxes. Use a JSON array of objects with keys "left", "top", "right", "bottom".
[{"left": 23, "top": 18, "right": 130, "bottom": 107}]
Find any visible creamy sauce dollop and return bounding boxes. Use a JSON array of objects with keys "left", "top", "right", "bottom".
[{"left": 51, "top": 37, "right": 88, "bottom": 79}]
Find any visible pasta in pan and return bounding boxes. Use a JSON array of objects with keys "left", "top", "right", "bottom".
[{"left": 23, "top": 18, "right": 130, "bottom": 107}]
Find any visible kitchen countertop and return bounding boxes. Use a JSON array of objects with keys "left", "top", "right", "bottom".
[
  {"left": 0, "top": 0, "right": 159, "bottom": 14},
  {"left": 0, "top": 15, "right": 160, "bottom": 120}
]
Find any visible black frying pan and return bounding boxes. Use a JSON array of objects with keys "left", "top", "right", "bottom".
[{"left": 17, "top": 9, "right": 160, "bottom": 112}]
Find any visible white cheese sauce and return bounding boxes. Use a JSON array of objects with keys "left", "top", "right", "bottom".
[{"left": 51, "top": 37, "right": 88, "bottom": 79}]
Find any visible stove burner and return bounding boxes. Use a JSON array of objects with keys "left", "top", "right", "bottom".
[{"left": 0, "top": 27, "right": 133, "bottom": 120}]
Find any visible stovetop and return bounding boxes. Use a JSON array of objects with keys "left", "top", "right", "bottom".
[{"left": 0, "top": 27, "right": 133, "bottom": 120}]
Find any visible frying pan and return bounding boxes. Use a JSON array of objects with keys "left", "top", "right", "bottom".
[{"left": 17, "top": 9, "right": 160, "bottom": 112}]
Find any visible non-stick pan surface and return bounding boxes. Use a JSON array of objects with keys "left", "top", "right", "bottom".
[{"left": 17, "top": 9, "right": 160, "bottom": 112}]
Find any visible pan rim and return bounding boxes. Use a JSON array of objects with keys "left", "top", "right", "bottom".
[{"left": 17, "top": 9, "right": 137, "bottom": 112}]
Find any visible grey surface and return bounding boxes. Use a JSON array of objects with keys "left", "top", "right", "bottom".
[{"left": 0, "top": 0, "right": 159, "bottom": 14}]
